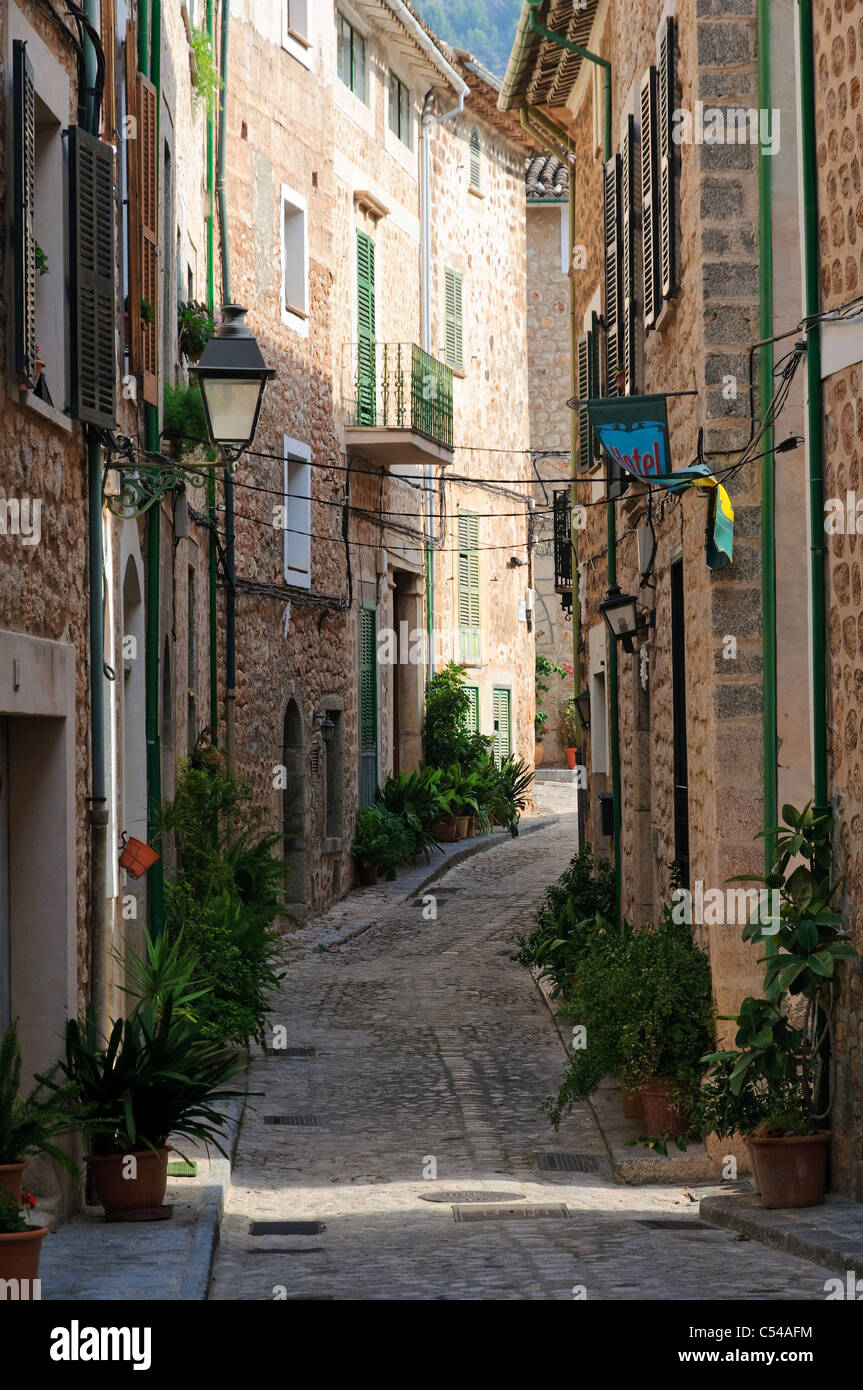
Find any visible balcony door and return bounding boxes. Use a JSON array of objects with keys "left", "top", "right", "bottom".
[{"left": 357, "top": 230, "right": 376, "bottom": 426}]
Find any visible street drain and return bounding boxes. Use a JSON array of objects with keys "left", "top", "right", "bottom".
[
  {"left": 265, "top": 1046, "right": 316, "bottom": 1057},
  {"left": 263, "top": 1115, "right": 320, "bottom": 1126},
  {"left": 452, "top": 1204, "right": 570, "bottom": 1222},
  {"left": 249, "top": 1220, "right": 326, "bottom": 1236},
  {"left": 637, "top": 1219, "right": 708, "bottom": 1231},
  {"left": 536, "top": 1152, "right": 600, "bottom": 1173},
  {"left": 419, "top": 1190, "right": 525, "bottom": 1204},
  {"left": 250, "top": 1247, "right": 325, "bottom": 1255}
]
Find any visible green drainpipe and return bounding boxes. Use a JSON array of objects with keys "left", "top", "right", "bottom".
[
  {"left": 525, "top": 2, "right": 620, "bottom": 921},
  {"left": 757, "top": 0, "right": 777, "bottom": 871},
  {"left": 797, "top": 0, "right": 828, "bottom": 816},
  {"left": 206, "top": 0, "right": 218, "bottom": 743},
  {"left": 143, "top": 0, "right": 164, "bottom": 935},
  {"left": 216, "top": 0, "right": 237, "bottom": 776}
]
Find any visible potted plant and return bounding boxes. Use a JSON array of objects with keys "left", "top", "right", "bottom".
[
  {"left": 376, "top": 768, "right": 444, "bottom": 861},
  {"left": 42, "top": 1000, "right": 244, "bottom": 1222},
  {"left": 441, "top": 762, "right": 482, "bottom": 840},
  {"left": 140, "top": 298, "right": 155, "bottom": 333},
  {"left": 177, "top": 300, "right": 216, "bottom": 363},
  {"left": 534, "top": 711, "right": 547, "bottom": 766},
  {"left": 697, "top": 802, "right": 856, "bottom": 1207},
  {"left": 0, "top": 1186, "right": 48, "bottom": 1288},
  {"left": 351, "top": 806, "right": 411, "bottom": 884},
  {"left": 0, "top": 1020, "right": 78, "bottom": 1197},
  {"left": 560, "top": 697, "right": 581, "bottom": 771},
  {"left": 534, "top": 656, "right": 571, "bottom": 766}
]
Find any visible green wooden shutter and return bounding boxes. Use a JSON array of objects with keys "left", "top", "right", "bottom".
[
  {"left": 445, "top": 267, "right": 463, "bottom": 372},
  {"left": 469, "top": 127, "right": 481, "bottom": 191},
  {"left": 359, "top": 607, "right": 378, "bottom": 806},
  {"left": 603, "top": 152, "right": 622, "bottom": 398},
  {"left": 658, "top": 17, "right": 677, "bottom": 301},
  {"left": 576, "top": 332, "right": 591, "bottom": 471},
  {"left": 621, "top": 113, "right": 637, "bottom": 397},
  {"left": 640, "top": 64, "right": 660, "bottom": 330},
  {"left": 69, "top": 126, "right": 117, "bottom": 427},
  {"left": 492, "top": 688, "right": 511, "bottom": 767},
  {"left": 357, "top": 230, "right": 376, "bottom": 425},
  {"left": 12, "top": 41, "right": 37, "bottom": 388},
  {"left": 458, "top": 512, "right": 480, "bottom": 664},
  {"left": 464, "top": 685, "right": 479, "bottom": 733}
]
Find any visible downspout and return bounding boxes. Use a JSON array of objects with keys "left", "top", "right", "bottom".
[
  {"left": 524, "top": 2, "right": 620, "bottom": 920},
  {"left": 419, "top": 81, "right": 466, "bottom": 678},
  {"left": 206, "top": 0, "right": 218, "bottom": 744},
  {"left": 143, "top": 0, "right": 164, "bottom": 935},
  {"left": 797, "top": 0, "right": 828, "bottom": 815},
  {"left": 757, "top": 0, "right": 777, "bottom": 872},
  {"left": 83, "top": 0, "right": 109, "bottom": 1024},
  {"left": 216, "top": 0, "right": 236, "bottom": 775}
]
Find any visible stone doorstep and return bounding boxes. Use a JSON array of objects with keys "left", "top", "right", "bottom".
[
  {"left": 699, "top": 1189, "right": 863, "bottom": 1279},
  {"left": 530, "top": 972, "right": 719, "bottom": 1185}
]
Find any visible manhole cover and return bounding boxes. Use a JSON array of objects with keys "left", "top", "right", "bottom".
[
  {"left": 249, "top": 1220, "right": 326, "bottom": 1236},
  {"left": 452, "top": 1204, "right": 570, "bottom": 1222},
  {"left": 263, "top": 1115, "right": 320, "bottom": 1126},
  {"left": 419, "top": 1190, "right": 525, "bottom": 1204},
  {"left": 536, "top": 1152, "right": 600, "bottom": 1173},
  {"left": 637, "top": 1219, "right": 707, "bottom": 1231}
]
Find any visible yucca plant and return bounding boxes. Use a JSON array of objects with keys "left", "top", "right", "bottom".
[{"left": 0, "top": 1020, "right": 78, "bottom": 1172}]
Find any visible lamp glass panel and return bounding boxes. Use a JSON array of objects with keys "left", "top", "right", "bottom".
[
  {"left": 202, "top": 378, "right": 262, "bottom": 446},
  {"left": 605, "top": 600, "right": 638, "bottom": 638}
]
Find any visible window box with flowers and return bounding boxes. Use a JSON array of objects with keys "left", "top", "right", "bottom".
[{"left": 177, "top": 300, "right": 216, "bottom": 363}]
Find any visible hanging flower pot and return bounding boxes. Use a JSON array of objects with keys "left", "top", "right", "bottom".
[{"left": 119, "top": 836, "right": 160, "bottom": 879}]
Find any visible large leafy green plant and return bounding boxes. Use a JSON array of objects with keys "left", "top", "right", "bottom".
[
  {"left": 422, "top": 662, "right": 492, "bottom": 770},
  {"left": 700, "top": 802, "right": 856, "bottom": 1134},
  {"left": 43, "top": 1001, "right": 245, "bottom": 1159},
  {"left": 351, "top": 806, "right": 414, "bottom": 878},
  {"left": 515, "top": 844, "right": 616, "bottom": 992},
  {"left": 0, "top": 1020, "right": 78, "bottom": 1171}
]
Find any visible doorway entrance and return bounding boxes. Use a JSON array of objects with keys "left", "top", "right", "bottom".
[{"left": 282, "top": 699, "right": 306, "bottom": 910}]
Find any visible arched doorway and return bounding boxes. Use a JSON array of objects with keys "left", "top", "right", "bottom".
[{"left": 282, "top": 699, "right": 306, "bottom": 911}]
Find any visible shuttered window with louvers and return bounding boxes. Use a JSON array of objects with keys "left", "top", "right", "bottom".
[
  {"left": 356, "top": 230, "right": 376, "bottom": 425},
  {"left": 603, "top": 153, "right": 622, "bottom": 399},
  {"left": 359, "top": 607, "right": 378, "bottom": 807},
  {"left": 492, "top": 688, "right": 511, "bottom": 767},
  {"left": 658, "top": 16, "right": 677, "bottom": 301},
  {"left": 458, "top": 512, "right": 481, "bottom": 666},
  {"left": 124, "top": 27, "right": 141, "bottom": 379},
  {"left": 469, "top": 127, "right": 481, "bottom": 192},
  {"left": 69, "top": 126, "right": 116, "bottom": 427},
  {"left": 444, "top": 267, "right": 464, "bottom": 373},
  {"left": 464, "top": 685, "right": 480, "bottom": 733},
  {"left": 640, "top": 65, "right": 660, "bottom": 330},
  {"left": 621, "top": 113, "right": 638, "bottom": 397},
  {"left": 137, "top": 72, "right": 158, "bottom": 405},
  {"left": 13, "top": 41, "right": 37, "bottom": 389}
]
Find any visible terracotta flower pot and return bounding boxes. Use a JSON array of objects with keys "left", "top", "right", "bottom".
[
  {"left": 640, "top": 1078, "right": 690, "bottom": 1138},
  {"left": 0, "top": 1226, "right": 48, "bottom": 1286},
  {"left": 432, "top": 816, "right": 459, "bottom": 843},
  {"left": 747, "top": 1130, "right": 831, "bottom": 1209},
  {"left": 0, "top": 1163, "right": 26, "bottom": 1197},
  {"left": 466, "top": 815, "right": 477, "bottom": 838},
  {"left": 455, "top": 815, "right": 470, "bottom": 840},
  {"left": 565, "top": 747, "right": 578, "bottom": 770},
  {"left": 86, "top": 1147, "right": 171, "bottom": 1221},
  {"left": 534, "top": 741, "right": 545, "bottom": 767},
  {"left": 119, "top": 837, "right": 160, "bottom": 879},
  {"left": 356, "top": 862, "right": 378, "bottom": 887},
  {"left": 620, "top": 1086, "right": 642, "bottom": 1122}
]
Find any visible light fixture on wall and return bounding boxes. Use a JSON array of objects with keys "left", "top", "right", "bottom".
[
  {"left": 189, "top": 304, "right": 276, "bottom": 458},
  {"left": 312, "top": 710, "right": 336, "bottom": 744},
  {"left": 574, "top": 687, "right": 591, "bottom": 731},
  {"left": 599, "top": 585, "right": 653, "bottom": 655}
]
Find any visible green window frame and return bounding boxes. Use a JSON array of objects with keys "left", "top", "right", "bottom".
[
  {"left": 359, "top": 606, "right": 378, "bottom": 807},
  {"left": 444, "top": 267, "right": 464, "bottom": 373},
  {"left": 469, "top": 127, "right": 482, "bottom": 192},
  {"left": 492, "top": 687, "right": 511, "bottom": 767},
  {"left": 356, "top": 230, "right": 376, "bottom": 426},
  {"left": 463, "top": 684, "right": 480, "bottom": 734},
  {"left": 388, "top": 73, "right": 412, "bottom": 149},
  {"left": 458, "top": 511, "right": 480, "bottom": 665},
  {"left": 337, "top": 12, "right": 366, "bottom": 101}
]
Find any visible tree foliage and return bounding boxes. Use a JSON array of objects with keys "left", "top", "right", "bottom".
[{"left": 417, "top": 0, "right": 522, "bottom": 78}]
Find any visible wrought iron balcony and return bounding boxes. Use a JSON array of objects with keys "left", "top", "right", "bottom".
[
  {"left": 343, "top": 342, "right": 454, "bottom": 466},
  {"left": 553, "top": 488, "right": 573, "bottom": 595}
]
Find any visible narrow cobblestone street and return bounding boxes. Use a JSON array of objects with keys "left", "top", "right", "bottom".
[{"left": 210, "top": 820, "right": 835, "bottom": 1301}]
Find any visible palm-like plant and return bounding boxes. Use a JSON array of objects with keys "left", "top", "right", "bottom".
[{"left": 0, "top": 1020, "right": 78, "bottom": 1171}]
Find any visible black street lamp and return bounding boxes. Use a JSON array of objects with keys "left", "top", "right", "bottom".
[
  {"left": 312, "top": 710, "right": 336, "bottom": 743},
  {"left": 600, "top": 585, "right": 642, "bottom": 654},
  {"left": 574, "top": 687, "right": 591, "bottom": 731},
  {"left": 189, "top": 304, "right": 275, "bottom": 456}
]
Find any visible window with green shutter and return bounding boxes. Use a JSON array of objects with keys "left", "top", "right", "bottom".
[
  {"left": 492, "top": 688, "right": 511, "bottom": 767},
  {"left": 12, "top": 41, "right": 37, "bottom": 388},
  {"left": 444, "top": 267, "right": 463, "bottom": 373},
  {"left": 469, "top": 127, "right": 482, "bottom": 192},
  {"left": 359, "top": 607, "right": 378, "bottom": 807},
  {"left": 357, "top": 230, "right": 376, "bottom": 425},
  {"left": 463, "top": 685, "right": 479, "bottom": 733},
  {"left": 337, "top": 12, "right": 366, "bottom": 101},
  {"left": 458, "top": 512, "right": 480, "bottom": 665}
]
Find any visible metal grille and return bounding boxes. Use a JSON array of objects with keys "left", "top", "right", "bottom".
[
  {"left": 265, "top": 1046, "right": 316, "bottom": 1058},
  {"left": 419, "top": 1190, "right": 525, "bottom": 1204},
  {"left": 453, "top": 1204, "right": 570, "bottom": 1222},
  {"left": 553, "top": 489, "right": 572, "bottom": 594},
  {"left": 536, "top": 1152, "right": 600, "bottom": 1173},
  {"left": 263, "top": 1115, "right": 320, "bottom": 1127},
  {"left": 249, "top": 1220, "right": 325, "bottom": 1236}
]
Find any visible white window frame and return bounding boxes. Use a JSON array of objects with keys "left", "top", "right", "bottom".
[
  {"left": 280, "top": 184, "right": 309, "bottom": 337},
  {"left": 282, "top": 0, "right": 314, "bottom": 70},
  {"left": 283, "top": 437, "right": 312, "bottom": 590}
]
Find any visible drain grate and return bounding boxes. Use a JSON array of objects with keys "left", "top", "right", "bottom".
[
  {"left": 637, "top": 1219, "right": 708, "bottom": 1231},
  {"left": 265, "top": 1046, "right": 316, "bottom": 1058},
  {"left": 419, "top": 1190, "right": 525, "bottom": 1204},
  {"left": 249, "top": 1220, "right": 326, "bottom": 1236},
  {"left": 250, "top": 1247, "right": 325, "bottom": 1255},
  {"left": 536, "top": 1152, "right": 600, "bottom": 1173},
  {"left": 263, "top": 1115, "right": 320, "bottom": 1127},
  {"left": 453, "top": 1203, "right": 570, "bottom": 1222}
]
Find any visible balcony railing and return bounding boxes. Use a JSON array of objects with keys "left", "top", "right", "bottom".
[
  {"left": 553, "top": 488, "right": 572, "bottom": 594},
  {"left": 343, "top": 342, "right": 453, "bottom": 450}
]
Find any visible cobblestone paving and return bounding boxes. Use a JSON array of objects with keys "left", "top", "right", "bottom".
[{"left": 210, "top": 819, "right": 835, "bottom": 1301}]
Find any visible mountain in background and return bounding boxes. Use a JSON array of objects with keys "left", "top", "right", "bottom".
[{"left": 415, "top": 0, "right": 522, "bottom": 80}]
